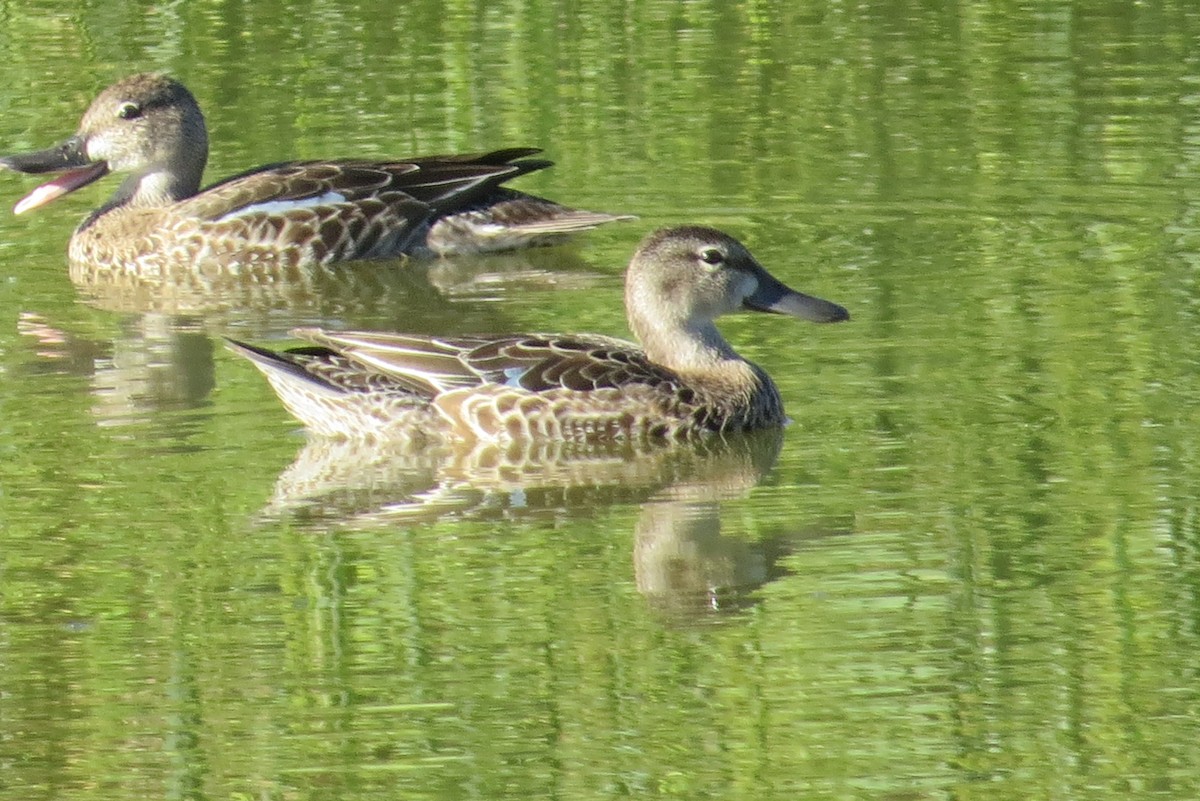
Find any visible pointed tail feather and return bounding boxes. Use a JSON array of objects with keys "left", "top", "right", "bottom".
[
  {"left": 503, "top": 210, "right": 637, "bottom": 235},
  {"left": 225, "top": 338, "right": 346, "bottom": 397}
]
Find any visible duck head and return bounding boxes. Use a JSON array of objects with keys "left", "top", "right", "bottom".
[{"left": 0, "top": 73, "right": 208, "bottom": 213}]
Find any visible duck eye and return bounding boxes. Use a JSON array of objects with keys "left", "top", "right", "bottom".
[
  {"left": 698, "top": 247, "right": 724, "bottom": 266},
  {"left": 117, "top": 102, "right": 142, "bottom": 120}
]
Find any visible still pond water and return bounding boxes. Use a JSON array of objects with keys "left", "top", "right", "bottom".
[{"left": 1, "top": 2, "right": 1199, "bottom": 800}]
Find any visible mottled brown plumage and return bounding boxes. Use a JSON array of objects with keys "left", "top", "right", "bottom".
[
  {"left": 0, "top": 74, "right": 629, "bottom": 272},
  {"left": 229, "top": 226, "right": 850, "bottom": 443}
]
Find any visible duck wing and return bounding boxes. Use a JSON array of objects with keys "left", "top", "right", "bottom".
[
  {"left": 292, "top": 328, "right": 682, "bottom": 398},
  {"left": 182, "top": 149, "right": 548, "bottom": 220},
  {"left": 170, "top": 150, "right": 552, "bottom": 261}
]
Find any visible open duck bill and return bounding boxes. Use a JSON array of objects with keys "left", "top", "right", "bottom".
[
  {"left": 0, "top": 135, "right": 110, "bottom": 214},
  {"left": 744, "top": 270, "right": 850, "bottom": 323}
]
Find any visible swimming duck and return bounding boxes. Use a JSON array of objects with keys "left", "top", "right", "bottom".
[
  {"left": 228, "top": 226, "right": 849, "bottom": 442},
  {"left": 0, "top": 73, "right": 628, "bottom": 272}
]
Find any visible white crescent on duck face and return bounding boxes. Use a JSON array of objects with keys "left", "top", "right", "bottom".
[
  {"left": 0, "top": 73, "right": 631, "bottom": 272},
  {"left": 228, "top": 226, "right": 851, "bottom": 443}
]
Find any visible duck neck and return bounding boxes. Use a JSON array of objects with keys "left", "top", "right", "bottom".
[
  {"left": 631, "top": 310, "right": 784, "bottom": 426},
  {"left": 78, "top": 167, "right": 200, "bottom": 233},
  {"left": 635, "top": 316, "right": 743, "bottom": 372},
  {"left": 115, "top": 166, "right": 201, "bottom": 208}
]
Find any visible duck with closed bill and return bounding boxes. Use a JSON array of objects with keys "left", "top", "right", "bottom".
[
  {"left": 0, "top": 73, "right": 629, "bottom": 272},
  {"left": 228, "top": 226, "right": 850, "bottom": 442}
]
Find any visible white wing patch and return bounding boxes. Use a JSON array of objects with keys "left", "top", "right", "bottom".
[
  {"left": 217, "top": 191, "right": 348, "bottom": 221},
  {"left": 503, "top": 367, "right": 527, "bottom": 387}
]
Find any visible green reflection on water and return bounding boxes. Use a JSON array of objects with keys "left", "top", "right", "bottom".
[{"left": 1, "top": 2, "right": 1199, "bottom": 800}]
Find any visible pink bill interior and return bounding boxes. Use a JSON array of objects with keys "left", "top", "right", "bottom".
[{"left": 14, "top": 162, "right": 109, "bottom": 215}]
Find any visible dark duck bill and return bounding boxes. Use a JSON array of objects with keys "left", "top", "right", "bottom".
[{"left": 0, "top": 135, "right": 110, "bottom": 214}]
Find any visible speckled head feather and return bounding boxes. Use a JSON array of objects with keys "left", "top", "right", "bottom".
[{"left": 79, "top": 74, "right": 208, "bottom": 193}]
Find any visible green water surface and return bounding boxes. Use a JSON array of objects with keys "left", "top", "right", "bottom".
[{"left": 1, "top": 2, "right": 1198, "bottom": 800}]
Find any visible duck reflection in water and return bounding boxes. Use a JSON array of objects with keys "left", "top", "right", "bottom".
[
  {"left": 257, "top": 428, "right": 848, "bottom": 623},
  {"left": 14, "top": 248, "right": 600, "bottom": 430}
]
